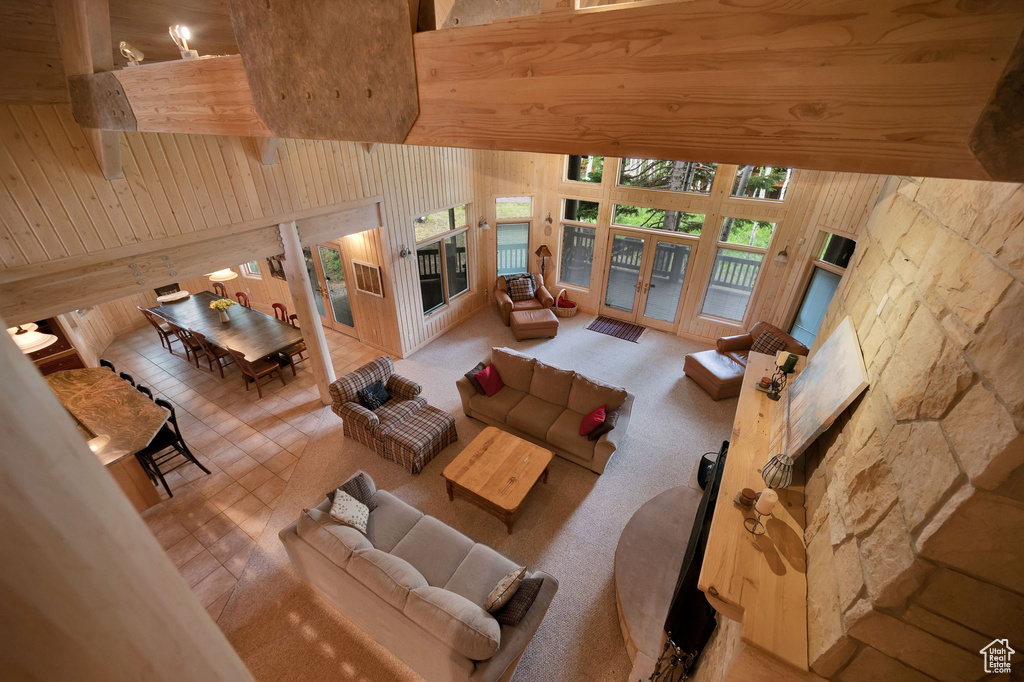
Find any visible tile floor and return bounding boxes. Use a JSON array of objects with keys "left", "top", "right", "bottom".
[{"left": 101, "top": 323, "right": 384, "bottom": 621}]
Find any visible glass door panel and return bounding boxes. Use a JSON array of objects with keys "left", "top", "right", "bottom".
[
  {"left": 303, "top": 246, "right": 327, "bottom": 318},
  {"left": 790, "top": 267, "right": 843, "bottom": 347},
  {"left": 603, "top": 233, "right": 646, "bottom": 315},
  {"left": 641, "top": 241, "right": 691, "bottom": 324},
  {"left": 317, "top": 245, "right": 355, "bottom": 329}
]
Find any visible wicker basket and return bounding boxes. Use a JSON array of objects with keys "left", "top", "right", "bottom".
[{"left": 553, "top": 289, "right": 579, "bottom": 318}]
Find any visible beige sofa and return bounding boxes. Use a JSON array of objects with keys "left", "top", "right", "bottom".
[
  {"left": 280, "top": 471, "right": 558, "bottom": 682},
  {"left": 456, "top": 348, "right": 634, "bottom": 474}
]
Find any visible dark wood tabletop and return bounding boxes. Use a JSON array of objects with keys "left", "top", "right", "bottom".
[{"left": 149, "top": 291, "right": 304, "bottom": 361}]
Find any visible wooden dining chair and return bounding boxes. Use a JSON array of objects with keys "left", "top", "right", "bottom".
[
  {"left": 235, "top": 291, "right": 251, "bottom": 308},
  {"left": 135, "top": 398, "right": 210, "bottom": 497},
  {"left": 288, "top": 314, "right": 300, "bottom": 328},
  {"left": 99, "top": 358, "right": 115, "bottom": 372},
  {"left": 190, "top": 329, "right": 234, "bottom": 378},
  {"left": 212, "top": 281, "right": 227, "bottom": 297},
  {"left": 119, "top": 371, "right": 135, "bottom": 386},
  {"left": 279, "top": 339, "right": 307, "bottom": 376},
  {"left": 168, "top": 324, "right": 207, "bottom": 368},
  {"left": 139, "top": 306, "right": 179, "bottom": 353},
  {"left": 137, "top": 385, "right": 154, "bottom": 400},
  {"left": 225, "top": 347, "right": 286, "bottom": 398},
  {"left": 272, "top": 302, "right": 288, "bottom": 322}
]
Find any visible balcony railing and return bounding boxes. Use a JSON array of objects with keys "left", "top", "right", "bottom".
[{"left": 709, "top": 254, "right": 760, "bottom": 292}]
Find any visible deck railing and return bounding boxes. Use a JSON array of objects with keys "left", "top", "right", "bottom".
[{"left": 709, "top": 254, "right": 760, "bottom": 292}]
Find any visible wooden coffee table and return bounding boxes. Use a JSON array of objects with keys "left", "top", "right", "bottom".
[{"left": 442, "top": 427, "right": 553, "bottom": 534}]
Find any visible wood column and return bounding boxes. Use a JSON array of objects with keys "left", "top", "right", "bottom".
[
  {"left": 0, "top": 316, "right": 253, "bottom": 681},
  {"left": 278, "top": 221, "right": 336, "bottom": 404}
]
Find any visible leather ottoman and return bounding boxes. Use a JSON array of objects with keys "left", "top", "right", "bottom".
[
  {"left": 510, "top": 308, "right": 559, "bottom": 341},
  {"left": 684, "top": 350, "right": 746, "bottom": 400}
]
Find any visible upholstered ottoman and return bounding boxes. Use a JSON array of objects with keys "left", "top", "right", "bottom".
[
  {"left": 683, "top": 350, "right": 746, "bottom": 401},
  {"left": 377, "top": 404, "right": 458, "bottom": 474},
  {"left": 510, "top": 308, "right": 559, "bottom": 341}
]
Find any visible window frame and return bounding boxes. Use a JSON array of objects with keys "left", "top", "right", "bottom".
[
  {"left": 729, "top": 165, "right": 794, "bottom": 202},
  {"left": 413, "top": 203, "right": 473, "bottom": 317},
  {"left": 241, "top": 261, "right": 262, "bottom": 279},
  {"left": 557, "top": 220, "right": 598, "bottom": 291},
  {"left": 563, "top": 154, "right": 605, "bottom": 186},
  {"left": 697, "top": 215, "right": 779, "bottom": 325},
  {"left": 495, "top": 220, "right": 532, "bottom": 278}
]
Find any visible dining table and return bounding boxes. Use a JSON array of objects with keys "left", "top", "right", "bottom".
[
  {"left": 46, "top": 368, "right": 170, "bottom": 512},
  {"left": 148, "top": 291, "right": 304, "bottom": 361}
]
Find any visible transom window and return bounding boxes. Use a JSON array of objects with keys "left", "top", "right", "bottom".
[
  {"left": 566, "top": 155, "right": 604, "bottom": 184},
  {"left": 617, "top": 158, "right": 717, "bottom": 195},
  {"left": 241, "top": 261, "right": 262, "bottom": 278},
  {"left": 414, "top": 204, "right": 468, "bottom": 244},
  {"left": 701, "top": 217, "right": 777, "bottom": 321},
  {"left": 731, "top": 166, "right": 792, "bottom": 201},
  {"left": 414, "top": 204, "right": 471, "bottom": 315},
  {"left": 818, "top": 232, "right": 857, "bottom": 268},
  {"left": 496, "top": 196, "right": 532, "bottom": 220},
  {"left": 612, "top": 204, "right": 704, "bottom": 235},
  {"left": 562, "top": 199, "right": 599, "bottom": 225}
]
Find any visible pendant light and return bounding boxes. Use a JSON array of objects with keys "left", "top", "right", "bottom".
[
  {"left": 7, "top": 323, "right": 58, "bottom": 354},
  {"left": 207, "top": 268, "right": 239, "bottom": 282}
]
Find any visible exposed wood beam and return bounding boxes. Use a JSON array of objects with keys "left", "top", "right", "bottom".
[
  {"left": 257, "top": 137, "right": 281, "bottom": 165},
  {"left": 66, "top": 1, "right": 1024, "bottom": 181},
  {"left": 0, "top": 198, "right": 383, "bottom": 324},
  {"left": 53, "top": 0, "right": 122, "bottom": 179}
]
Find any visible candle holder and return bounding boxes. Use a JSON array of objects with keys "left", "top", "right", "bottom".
[
  {"left": 744, "top": 511, "right": 770, "bottom": 536},
  {"left": 767, "top": 352, "right": 799, "bottom": 402},
  {"left": 744, "top": 488, "right": 778, "bottom": 536},
  {"left": 761, "top": 453, "right": 795, "bottom": 489}
]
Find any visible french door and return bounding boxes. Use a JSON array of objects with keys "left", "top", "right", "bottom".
[
  {"left": 599, "top": 229, "right": 694, "bottom": 331},
  {"left": 303, "top": 243, "right": 357, "bottom": 337}
]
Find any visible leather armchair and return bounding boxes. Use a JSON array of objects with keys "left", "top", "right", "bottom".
[
  {"left": 494, "top": 274, "right": 554, "bottom": 326},
  {"left": 684, "top": 321, "right": 809, "bottom": 400}
]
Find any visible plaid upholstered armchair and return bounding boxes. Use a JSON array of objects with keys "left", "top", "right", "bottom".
[{"left": 329, "top": 356, "right": 458, "bottom": 473}]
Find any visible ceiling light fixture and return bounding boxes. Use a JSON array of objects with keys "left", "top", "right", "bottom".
[
  {"left": 207, "top": 268, "right": 239, "bottom": 282},
  {"left": 168, "top": 25, "right": 198, "bottom": 59},
  {"left": 6, "top": 324, "right": 59, "bottom": 354},
  {"left": 119, "top": 41, "right": 145, "bottom": 67}
]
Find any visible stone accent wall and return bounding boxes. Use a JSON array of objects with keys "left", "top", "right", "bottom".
[{"left": 805, "top": 176, "right": 1024, "bottom": 680}]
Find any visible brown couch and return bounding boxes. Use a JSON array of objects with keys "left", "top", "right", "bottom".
[
  {"left": 495, "top": 274, "right": 554, "bottom": 327},
  {"left": 456, "top": 348, "right": 634, "bottom": 474},
  {"left": 683, "top": 321, "right": 809, "bottom": 400}
]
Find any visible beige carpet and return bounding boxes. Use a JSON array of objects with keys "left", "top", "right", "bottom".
[{"left": 215, "top": 307, "right": 737, "bottom": 681}]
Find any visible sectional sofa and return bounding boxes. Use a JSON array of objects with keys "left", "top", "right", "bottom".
[{"left": 455, "top": 347, "right": 634, "bottom": 474}]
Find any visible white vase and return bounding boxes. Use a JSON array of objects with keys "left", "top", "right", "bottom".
[{"left": 218, "top": 309, "right": 230, "bottom": 323}]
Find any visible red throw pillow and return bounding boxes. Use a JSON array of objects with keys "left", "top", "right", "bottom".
[
  {"left": 557, "top": 299, "right": 575, "bottom": 308},
  {"left": 474, "top": 364, "right": 504, "bottom": 397},
  {"left": 579, "top": 405, "right": 607, "bottom": 436}
]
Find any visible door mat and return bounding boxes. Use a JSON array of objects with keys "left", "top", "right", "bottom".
[{"left": 585, "top": 316, "right": 648, "bottom": 343}]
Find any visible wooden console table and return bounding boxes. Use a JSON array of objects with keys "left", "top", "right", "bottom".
[{"left": 698, "top": 352, "right": 816, "bottom": 680}]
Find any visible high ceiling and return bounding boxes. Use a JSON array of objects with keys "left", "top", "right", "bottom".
[{"left": 1, "top": 0, "right": 238, "bottom": 104}]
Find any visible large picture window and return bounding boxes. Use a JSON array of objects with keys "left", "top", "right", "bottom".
[
  {"left": 496, "top": 222, "right": 530, "bottom": 276},
  {"left": 701, "top": 217, "right": 777, "bottom": 321},
  {"left": 612, "top": 204, "right": 704, "bottom": 235},
  {"left": 559, "top": 223, "right": 596, "bottom": 288},
  {"left": 731, "top": 166, "right": 792, "bottom": 201},
  {"left": 415, "top": 204, "right": 471, "bottom": 315},
  {"left": 565, "top": 155, "right": 603, "bottom": 184},
  {"left": 617, "top": 158, "right": 716, "bottom": 194}
]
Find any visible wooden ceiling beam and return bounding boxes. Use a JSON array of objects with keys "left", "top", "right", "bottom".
[
  {"left": 66, "top": 0, "right": 1024, "bottom": 182},
  {"left": 53, "top": 0, "right": 123, "bottom": 180}
]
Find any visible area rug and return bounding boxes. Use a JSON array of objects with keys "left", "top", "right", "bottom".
[{"left": 585, "top": 315, "right": 647, "bottom": 343}]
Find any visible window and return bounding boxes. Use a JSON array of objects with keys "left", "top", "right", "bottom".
[
  {"left": 559, "top": 223, "right": 596, "bottom": 288},
  {"left": 562, "top": 199, "right": 599, "bottom": 224},
  {"left": 731, "top": 166, "right": 792, "bottom": 201},
  {"left": 496, "top": 196, "right": 532, "bottom": 220},
  {"left": 566, "top": 155, "right": 603, "bottom": 184},
  {"left": 818, "top": 233, "right": 857, "bottom": 268},
  {"left": 612, "top": 204, "right": 704, "bottom": 234},
  {"left": 617, "top": 158, "right": 717, "bottom": 194},
  {"left": 241, "top": 261, "right": 262, "bottom": 278},
  {"left": 414, "top": 204, "right": 469, "bottom": 243},
  {"left": 415, "top": 204, "right": 471, "bottom": 315},
  {"left": 496, "top": 222, "right": 530, "bottom": 276},
  {"left": 701, "top": 217, "right": 777, "bottom": 321}
]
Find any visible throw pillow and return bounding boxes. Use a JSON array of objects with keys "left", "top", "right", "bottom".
[
  {"left": 587, "top": 407, "right": 619, "bottom": 441},
  {"left": 579, "top": 404, "right": 607, "bottom": 436},
  {"left": 494, "top": 577, "right": 544, "bottom": 626},
  {"left": 357, "top": 380, "right": 390, "bottom": 410},
  {"left": 327, "top": 472, "right": 378, "bottom": 511},
  {"left": 329, "top": 490, "right": 369, "bottom": 533},
  {"left": 485, "top": 566, "right": 527, "bottom": 612},
  {"left": 507, "top": 277, "right": 536, "bottom": 302},
  {"left": 464, "top": 361, "right": 488, "bottom": 395},
  {"left": 474, "top": 364, "right": 504, "bottom": 397},
  {"left": 750, "top": 331, "right": 787, "bottom": 356}
]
